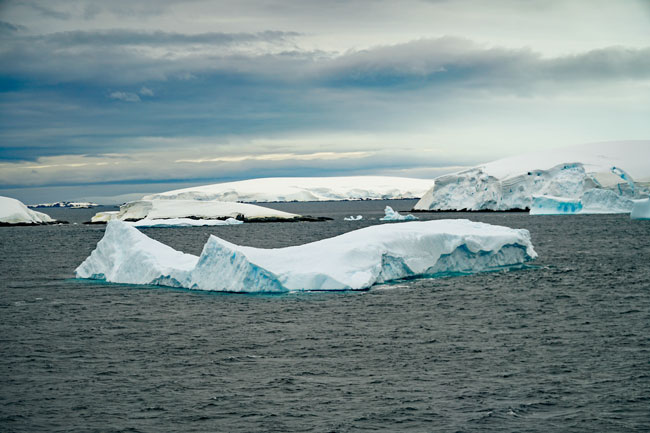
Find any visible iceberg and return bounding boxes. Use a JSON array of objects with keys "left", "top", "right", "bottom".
[
  {"left": 90, "top": 211, "right": 119, "bottom": 223},
  {"left": 76, "top": 219, "right": 537, "bottom": 292},
  {"left": 631, "top": 198, "right": 650, "bottom": 220},
  {"left": 127, "top": 217, "right": 243, "bottom": 228},
  {"left": 90, "top": 198, "right": 308, "bottom": 224},
  {"left": 380, "top": 206, "right": 418, "bottom": 221},
  {"left": 414, "top": 141, "right": 650, "bottom": 212},
  {"left": 530, "top": 189, "right": 635, "bottom": 215},
  {"left": 344, "top": 215, "right": 363, "bottom": 221},
  {"left": 143, "top": 176, "right": 432, "bottom": 203},
  {"left": 0, "top": 196, "right": 56, "bottom": 225}
]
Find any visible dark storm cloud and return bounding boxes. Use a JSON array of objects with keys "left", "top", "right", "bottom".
[{"left": 318, "top": 38, "right": 650, "bottom": 89}]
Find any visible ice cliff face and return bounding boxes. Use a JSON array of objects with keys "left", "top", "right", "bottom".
[
  {"left": 414, "top": 141, "right": 650, "bottom": 213},
  {"left": 0, "top": 196, "right": 55, "bottom": 224},
  {"left": 415, "top": 163, "right": 595, "bottom": 211},
  {"left": 76, "top": 219, "right": 537, "bottom": 292},
  {"left": 631, "top": 198, "right": 650, "bottom": 220}
]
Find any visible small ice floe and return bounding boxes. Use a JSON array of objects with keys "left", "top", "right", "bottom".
[
  {"left": 344, "top": 215, "right": 363, "bottom": 221},
  {"left": 379, "top": 206, "right": 417, "bottom": 221}
]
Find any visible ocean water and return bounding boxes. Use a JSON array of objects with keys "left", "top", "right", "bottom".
[{"left": 1, "top": 200, "right": 649, "bottom": 432}]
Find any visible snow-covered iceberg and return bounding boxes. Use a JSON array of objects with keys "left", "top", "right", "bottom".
[
  {"left": 76, "top": 219, "right": 537, "bottom": 292},
  {"left": 380, "top": 206, "right": 418, "bottom": 221},
  {"left": 0, "top": 196, "right": 56, "bottom": 225},
  {"left": 414, "top": 141, "right": 650, "bottom": 212},
  {"left": 144, "top": 176, "right": 431, "bottom": 203},
  {"left": 631, "top": 198, "right": 650, "bottom": 220},
  {"left": 127, "top": 217, "right": 243, "bottom": 228},
  {"left": 91, "top": 198, "right": 308, "bottom": 223},
  {"left": 344, "top": 215, "right": 363, "bottom": 221},
  {"left": 91, "top": 211, "right": 119, "bottom": 223}
]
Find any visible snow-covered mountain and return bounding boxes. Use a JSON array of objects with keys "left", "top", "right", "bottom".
[
  {"left": 0, "top": 196, "right": 56, "bottom": 225},
  {"left": 144, "top": 176, "right": 432, "bottom": 202},
  {"left": 414, "top": 141, "right": 650, "bottom": 212},
  {"left": 76, "top": 219, "right": 537, "bottom": 292}
]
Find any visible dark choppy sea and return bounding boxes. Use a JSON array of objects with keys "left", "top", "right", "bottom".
[{"left": 1, "top": 200, "right": 649, "bottom": 432}]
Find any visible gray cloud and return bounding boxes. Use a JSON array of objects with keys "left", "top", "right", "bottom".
[
  {"left": 30, "top": 29, "right": 300, "bottom": 47},
  {"left": 108, "top": 91, "right": 140, "bottom": 102}
]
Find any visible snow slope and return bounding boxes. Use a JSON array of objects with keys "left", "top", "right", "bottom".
[
  {"left": 76, "top": 219, "right": 537, "bottom": 292},
  {"left": 95, "top": 199, "right": 302, "bottom": 222},
  {"left": 144, "top": 176, "right": 431, "bottom": 202},
  {"left": 415, "top": 141, "right": 650, "bottom": 212},
  {"left": 0, "top": 196, "right": 55, "bottom": 224}
]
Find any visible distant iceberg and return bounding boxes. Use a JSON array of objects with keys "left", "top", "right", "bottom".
[
  {"left": 29, "top": 201, "right": 98, "bottom": 209},
  {"left": 76, "top": 219, "right": 537, "bottom": 292},
  {"left": 0, "top": 196, "right": 56, "bottom": 225},
  {"left": 127, "top": 217, "right": 243, "bottom": 228},
  {"left": 143, "top": 176, "right": 432, "bottom": 203},
  {"left": 380, "top": 206, "right": 417, "bottom": 221},
  {"left": 631, "top": 198, "right": 650, "bottom": 220},
  {"left": 90, "top": 199, "right": 312, "bottom": 224},
  {"left": 344, "top": 215, "right": 363, "bottom": 221},
  {"left": 414, "top": 141, "right": 650, "bottom": 212}
]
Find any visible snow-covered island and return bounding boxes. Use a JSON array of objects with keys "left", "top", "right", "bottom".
[
  {"left": 143, "top": 176, "right": 432, "bottom": 202},
  {"left": 89, "top": 198, "right": 327, "bottom": 224},
  {"left": 76, "top": 219, "right": 537, "bottom": 292},
  {"left": 414, "top": 141, "right": 650, "bottom": 214},
  {"left": 0, "top": 196, "right": 58, "bottom": 225},
  {"left": 89, "top": 176, "right": 433, "bottom": 224},
  {"left": 29, "top": 201, "right": 98, "bottom": 209}
]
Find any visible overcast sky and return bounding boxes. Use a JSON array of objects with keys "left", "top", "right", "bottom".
[{"left": 1, "top": 0, "right": 649, "bottom": 203}]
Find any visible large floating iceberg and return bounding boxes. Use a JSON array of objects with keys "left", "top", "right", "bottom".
[
  {"left": 76, "top": 219, "right": 537, "bottom": 292},
  {"left": 0, "top": 196, "right": 56, "bottom": 225},
  {"left": 143, "top": 176, "right": 432, "bottom": 203},
  {"left": 414, "top": 141, "right": 650, "bottom": 212}
]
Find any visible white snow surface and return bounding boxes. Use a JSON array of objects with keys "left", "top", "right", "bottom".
[
  {"left": 631, "top": 198, "right": 650, "bottom": 220},
  {"left": 143, "top": 176, "right": 432, "bottom": 203},
  {"left": 380, "top": 206, "right": 418, "bottom": 221},
  {"left": 76, "top": 219, "right": 537, "bottom": 292},
  {"left": 0, "top": 196, "right": 55, "bottom": 224},
  {"left": 98, "top": 199, "right": 300, "bottom": 222},
  {"left": 127, "top": 217, "right": 243, "bottom": 228},
  {"left": 415, "top": 141, "right": 650, "bottom": 212}
]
